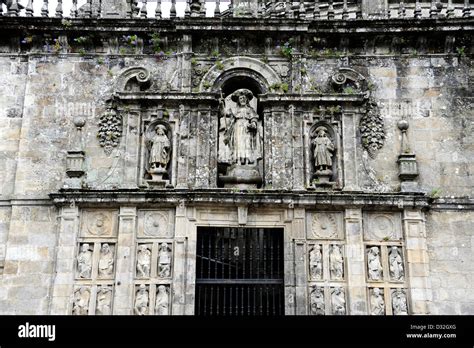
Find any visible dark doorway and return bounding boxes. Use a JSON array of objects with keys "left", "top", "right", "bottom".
[{"left": 195, "top": 227, "right": 284, "bottom": 316}]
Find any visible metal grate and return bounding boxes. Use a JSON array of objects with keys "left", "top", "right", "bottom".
[{"left": 195, "top": 227, "right": 284, "bottom": 316}]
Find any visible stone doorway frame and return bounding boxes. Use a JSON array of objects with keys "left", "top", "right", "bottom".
[{"left": 172, "top": 204, "right": 305, "bottom": 315}]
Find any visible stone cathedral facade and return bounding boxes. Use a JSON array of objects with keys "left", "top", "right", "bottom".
[{"left": 0, "top": 0, "right": 472, "bottom": 316}]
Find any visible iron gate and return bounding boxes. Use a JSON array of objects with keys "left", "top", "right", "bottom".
[{"left": 195, "top": 227, "right": 284, "bottom": 316}]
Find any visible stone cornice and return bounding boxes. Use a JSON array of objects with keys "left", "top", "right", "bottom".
[
  {"left": 49, "top": 189, "right": 431, "bottom": 209},
  {"left": 0, "top": 17, "right": 472, "bottom": 34}
]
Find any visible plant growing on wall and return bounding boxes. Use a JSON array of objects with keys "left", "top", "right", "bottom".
[{"left": 277, "top": 39, "right": 294, "bottom": 59}]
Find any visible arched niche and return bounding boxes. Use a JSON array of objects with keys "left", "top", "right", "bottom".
[
  {"left": 309, "top": 122, "right": 338, "bottom": 185},
  {"left": 199, "top": 56, "right": 282, "bottom": 94},
  {"left": 143, "top": 120, "right": 173, "bottom": 187},
  {"left": 216, "top": 72, "right": 267, "bottom": 189}
]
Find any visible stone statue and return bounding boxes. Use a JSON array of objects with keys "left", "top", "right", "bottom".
[
  {"left": 310, "top": 286, "right": 325, "bottom": 315},
  {"left": 370, "top": 288, "right": 385, "bottom": 315},
  {"left": 331, "top": 287, "right": 346, "bottom": 315},
  {"left": 72, "top": 287, "right": 90, "bottom": 315},
  {"left": 309, "top": 245, "right": 323, "bottom": 280},
  {"left": 312, "top": 126, "right": 335, "bottom": 173},
  {"left": 134, "top": 285, "right": 149, "bottom": 316},
  {"left": 136, "top": 244, "right": 152, "bottom": 278},
  {"left": 96, "top": 286, "right": 112, "bottom": 315},
  {"left": 220, "top": 89, "right": 262, "bottom": 166},
  {"left": 367, "top": 246, "right": 383, "bottom": 281},
  {"left": 389, "top": 246, "right": 404, "bottom": 281},
  {"left": 77, "top": 243, "right": 92, "bottom": 278},
  {"left": 329, "top": 244, "right": 344, "bottom": 280},
  {"left": 392, "top": 289, "right": 408, "bottom": 315},
  {"left": 155, "top": 285, "right": 170, "bottom": 315},
  {"left": 158, "top": 243, "right": 171, "bottom": 278},
  {"left": 149, "top": 124, "right": 171, "bottom": 172},
  {"left": 98, "top": 243, "right": 114, "bottom": 278}
]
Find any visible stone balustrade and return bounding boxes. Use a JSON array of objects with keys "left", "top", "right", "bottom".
[{"left": 0, "top": 0, "right": 471, "bottom": 20}]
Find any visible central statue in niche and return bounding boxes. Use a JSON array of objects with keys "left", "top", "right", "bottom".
[{"left": 218, "top": 89, "right": 263, "bottom": 188}]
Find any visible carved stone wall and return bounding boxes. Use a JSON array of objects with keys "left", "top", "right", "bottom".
[{"left": 0, "top": 15, "right": 472, "bottom": 315}]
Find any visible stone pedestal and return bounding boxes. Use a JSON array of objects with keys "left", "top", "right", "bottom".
[
  {"left": 100, "top": 0, "right": 128, "bottom": 18},
  {"left": 219, "top": 164, "right": 262, "bottom": 189},
  {"left": 311, "top": 169, "right": 336, "bottom": 189},
  {"left": 398, "top": 153, "right": 419, "bottom": 192},
  {"left": 147, "top": 168, "right": 171, "bottom": 188},
  {"left": 66, "top": 151, "right": 85, "bottom": 178}
]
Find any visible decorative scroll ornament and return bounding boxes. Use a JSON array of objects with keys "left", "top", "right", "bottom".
[
  {"left": 98, "top": 106, "right": 122, "bottom": 156},
  {"left": 330, "top": 67, "right": 366, "bottom": 92},
  {"left": 360, "top": 98, "right": 385, "bottom": 159}
]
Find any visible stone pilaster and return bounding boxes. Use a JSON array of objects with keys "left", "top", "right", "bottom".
[
  {"left": 50, "top": 205, "right": 79, "bottom": 314},
  {"left": 175, "top": 202, "right": 195, "bottom": 315},
  {"left": 403, "top": 208, "right": 432, "bottom": 314},
  {"left": 172, "top": 236, "right": 187, "bottom": 315},
  {"left": 113, "top": 207, "right": 136, "bottom": 314},
  {"left": 292, "top": 208, "right": 306, "bottom": 315},
  {"left": 344, "top": 208, "right": 367, "bottom": 314},
  {"left": 342, "top": 112, "right": 360, "bottom": 191}
]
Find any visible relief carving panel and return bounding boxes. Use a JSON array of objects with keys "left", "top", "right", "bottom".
[
  {"left": 364, "top": 212, "right": 402, "bottom": 241},
  {"left": 80, "top": 210, "right": 118, "bottom": 237},
  {"left": 306, "top": 212, "right": 344, "bottom": 240},
  {"left": 138, "top": 210, "right": 174, "bottom": 238}
]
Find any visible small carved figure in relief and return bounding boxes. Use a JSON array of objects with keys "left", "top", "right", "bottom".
[
  {"left": 392, "top": 289, "right": 408, "bottom": 315},
  {"left": 134, "top": 284, "right": 149, "bottom": 316},
  {"left": 77, "top": 243, "right": 93, "bottom": 278},
  {"left": 96, "top": 286, "right": 112, "bottom": 315},
  {"left": 389, "top": 246, "right": 404, "bottom": 281},
  {"left": 220, "top": 89, "right": 262, "bottom": 166},
  {"left": 98, "top": 243, "right": 114, "bottom": 278},
  {"left": 136, "top": 245, "right": 152, "bottom": 278},
  {"left": 331, "top": 287, "right": 346, "bottom": 315},
  {"left": 367, "top": 246, "right": 383, "bottom": 281},
  {"left": 310, "top": 286, "right": 325, "bottom": 315},
  {"left": 370, "top": 288, "right": 385, "bottom": 315},
  {"left": 312, "top": 126, "right": 335, "bottom": 173},
  {"left": 155, "top": 285, "right": 170, "bottom": 315},
  {"left": 309, "top": 245, "right": 323, "bottom": 280},
  {"left": 72, "top": 287, "right": 90, "bottom": 315},
  {"left": 158, "top": 243, "right": 171, "bottom": 278},
  {"left": 329, "top": 244, "right": 344, "bottom": 280},
  {"left": 149, "top": 125, "right": 171, "bottom": 172}
]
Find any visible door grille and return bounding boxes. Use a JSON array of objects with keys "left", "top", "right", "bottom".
[{"left": 195, "top": 227, "right": 284, "bottom": 316}]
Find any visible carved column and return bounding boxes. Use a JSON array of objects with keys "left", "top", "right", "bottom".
[
  {"left": 113, "top": 207, "right": 136, "bottom": 314},
  {"left": 180, "top": 35, "right": 193, "bottom": 93},
  {"left": 403, "top": 209, "right": 432, "bottom": 314},
  {"left": 344, "top": 208, "right": 368, "bottom": 314},
  {"left": 123, "top": 107, "right": 141, "bottom": 188},
  {"left": 342, "top": 112, "right": 360, "bottom": 191},
  {"left": 50, "top": 205, "right": 80, "bottom": 314}
]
